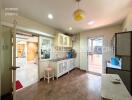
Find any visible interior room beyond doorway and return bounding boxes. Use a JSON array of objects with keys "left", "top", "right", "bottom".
[{"left": 16, "top": 32, "right": 39, "bottom": 89}]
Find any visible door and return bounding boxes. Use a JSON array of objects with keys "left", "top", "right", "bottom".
[
  {"left": 58, "top": 34, "right": 63, "bottom": 46},
  {"left": 58, "top": 61, "right": 63, "bottom": 74},
  {"left": 63, "top": 36, "right": 68, "bottom": 47},
  {"left": 1, "top": 26, "right": 12, "bottom": 99},
  {"left": 1, "top": 20, "right": 19, "bottom": 100},
  {"left": 87, "top": 37, "right": 103, "bottom": 74}
]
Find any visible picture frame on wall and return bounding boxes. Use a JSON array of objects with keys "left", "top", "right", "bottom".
[{"left": 39, "top": 36, "right": 52, "bottom": 60}]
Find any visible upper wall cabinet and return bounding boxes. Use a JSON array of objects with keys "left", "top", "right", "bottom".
[
  {"left": 115, "top": 32, "right": 131, "bottom": 56},
  {"left": 55, "top": 33, "right": 72, "bottom": 47}
]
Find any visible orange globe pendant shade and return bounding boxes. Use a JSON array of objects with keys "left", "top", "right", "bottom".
[{"left": 73, "top": 9, "right": 85, "bottom": 21}]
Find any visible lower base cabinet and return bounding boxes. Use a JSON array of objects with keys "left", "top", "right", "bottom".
[
  {"left": 106, "top": 67, "right": 131, "bottom": 94},
  {"left": 51, "top": 58, "right": 75, "bottom": 79}
]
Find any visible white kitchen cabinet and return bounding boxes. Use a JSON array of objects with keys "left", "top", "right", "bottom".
[
  {"left": 57, "top": 61, "right": 63, "bottom": 77},
  {"left": 63, "top": 60, "right": 69, "bottom": 72},
  {"left": 58, "top": 34, "right": 63, "bottom": 46},
  {"left": 54, "top": 33, "right": 72, "bottom": 47},
  {"left": 63, "top": 36, "right": 68, "bottom": 46},
  {"left": 51, "top": 58, "right": 75, "bottom": 79},
  {"left": 116, "top": 32, "right": 131, "bottom": 56},
  {"left": 68, "top": 59, "right": 75, "bottom": 71}
]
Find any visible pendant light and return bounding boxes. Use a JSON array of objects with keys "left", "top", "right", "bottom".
[{"left": 73, "top": 0, "right": 85, "bottom": 21}]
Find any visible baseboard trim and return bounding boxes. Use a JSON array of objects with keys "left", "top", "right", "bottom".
[{"left": 87, "top": 71, "right": 101, "bottom": 76}]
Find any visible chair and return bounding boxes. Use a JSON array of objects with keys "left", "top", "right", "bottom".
[{"left": 44, "top": 61, "right": 55, "bottom": 83}]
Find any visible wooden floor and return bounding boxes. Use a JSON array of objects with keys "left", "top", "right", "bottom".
[{"left": 16, "top": 69, "right": 101, "bottom": 100}]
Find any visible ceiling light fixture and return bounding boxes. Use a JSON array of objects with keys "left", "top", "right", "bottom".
[
  {"left": 48, "top": 13, "right": 53, "bottom": 19},
  {"left": 69, "top": 27, "right": 73, "bottom": 30},
  {"left": 73, "top": 0, "right": 86, "bottom": 21},
  {"left": 88, "top": 21, "right": 95, "bottom": 25}
]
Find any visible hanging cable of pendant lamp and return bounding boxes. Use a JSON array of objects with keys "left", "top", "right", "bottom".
[{"left": 73, "top": 0, "right": 86, "bottom": 21}]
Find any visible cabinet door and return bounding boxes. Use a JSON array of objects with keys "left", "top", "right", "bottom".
[
  {"left": 63, "top": 61, "right": 68, "bottom": 72},
  {"left": 116, "top": 32, "right": 131, "bottom": 56},
  {"left": 72, "top": 59, "right": 75, "bottom": 68},
  {"left": 71, "top": 59, "right": 74, "bottom": 69},
  {"left": 64, "top": 36, "right": 72, "bottom": 47},
  {"left": 69, "top": 59, "right": 73, "bottom": 70},
  {"left": 58, "top": 62, "right": 63, "bottom": 74},
  {"left": 67, "top": 37, "right": 72, "bottom": 47},
  {"left": 67, "top": 60, "right": 70, "bottom": 70},
  {"left": 70, "top": 59, "right": 75, "bottom": 69},
  {"left": 63, "top": 36, "right": 68, "bottom": 47},
  {"left": 57, "top": 33, "right": 72, "bottom": 47},
  {"left": 58, "top": 34, "right": 63, "bottom": 46},
  {"left": 106, "top": 68, "right": 131, "bottom": 93},
  {"left": 68, "top": 37, "right": 73, "bottom": 47}
]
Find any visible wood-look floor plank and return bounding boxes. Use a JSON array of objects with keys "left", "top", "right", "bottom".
[{"left": 16, "top": 69, "right": 101, "bottom": 100}]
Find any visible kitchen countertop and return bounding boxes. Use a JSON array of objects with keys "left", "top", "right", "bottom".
[
  {"left": 50, "top": 58, "right": 74, "bottom": 62},
  {"left": 101, "top": 74, "right": 132, "bottom": 100}
]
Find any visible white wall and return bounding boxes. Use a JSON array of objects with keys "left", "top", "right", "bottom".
[
  {"left": 123, "top": 10, "right": 132, "bottom": 31},
  {"left": 79, "top": 25, "right": 122, "bottom": 73},
  {"left": 72, "top": 34, "right": 80, "bottom": 68}
]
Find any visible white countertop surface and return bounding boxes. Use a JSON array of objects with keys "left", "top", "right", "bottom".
[
  {"left": 101, "top": 74, "right": 132, "bottom": 100},
  {"left": 107, "top": 62, "right": 121, "bottom": 69}
]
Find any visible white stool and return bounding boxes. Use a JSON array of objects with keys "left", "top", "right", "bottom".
[{"left": 44, "top": 67, "right": 54, "bottom": 83}]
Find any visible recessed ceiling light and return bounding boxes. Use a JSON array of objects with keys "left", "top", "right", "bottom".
[
  {"left": 48, "top": 13, "right": 53, "bottom": 19},
  {"left": 88, "top": 21, "right": 95, "bottom": 25},
  {"left": 68, "top": 27, "right": 72, "bottom": 31}
]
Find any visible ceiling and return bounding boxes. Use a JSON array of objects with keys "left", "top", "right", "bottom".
[{"left": 2, "top": 0, "right": 132, "bottom": 34}]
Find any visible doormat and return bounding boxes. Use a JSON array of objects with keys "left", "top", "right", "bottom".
[{"left": 16, "top": 80, "right": 23, "bottom": 90}]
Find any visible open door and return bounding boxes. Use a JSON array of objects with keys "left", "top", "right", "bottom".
[
  {"left": 1, "top": 20, "right": 18, "bottom": 100},
  {"left": 1, "top": 26, "right": 13, "bottom": 99}
]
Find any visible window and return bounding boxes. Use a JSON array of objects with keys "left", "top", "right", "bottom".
[{"left": 40, "top": 37, "right": 52, "bottom": 60}]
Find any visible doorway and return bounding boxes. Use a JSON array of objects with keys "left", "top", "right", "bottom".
[
  {"left": 87, "top": 37, "right": 103, "bottom": 74},
  {"left": 16, "top": 32, "right": 39, "bottom": 89}
]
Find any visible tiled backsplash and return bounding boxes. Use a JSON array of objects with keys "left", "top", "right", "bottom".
[{"left": 52, "top": 46, "right": 71, "bottom": 59}]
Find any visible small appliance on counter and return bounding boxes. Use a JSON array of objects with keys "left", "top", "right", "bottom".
[
  {"left": 67, "top": 49, "right": 76, "bottom": 59},
  {"left": 111, "top": 56, "right": 120, "bottom": 66},
  {"left": 107, "top": 56, "right": 122, "bottom": 69}
]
